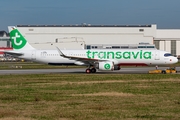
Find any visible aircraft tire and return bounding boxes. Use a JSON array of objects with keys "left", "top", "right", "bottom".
[
  {"left": 86, "top": 68, "right": 91, "bottom": 73},
  {"left": 162, "top": 70, "right": 166, "bottom": 74},
  {"left": 91, "top": 68, "right": 96, "bottom": 73}
]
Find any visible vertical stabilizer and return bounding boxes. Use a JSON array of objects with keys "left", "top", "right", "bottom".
[{"left": 8, "top": 26, "right": 35, "bottom": 50}]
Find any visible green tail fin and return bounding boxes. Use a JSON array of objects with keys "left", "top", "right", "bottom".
[{"left": 8, "top": 26, "right": 35, "bottom": 50}]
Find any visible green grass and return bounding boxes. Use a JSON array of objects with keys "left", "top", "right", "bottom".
[{"left": 0, "top": 74, "right": 180, "bottom": 120}]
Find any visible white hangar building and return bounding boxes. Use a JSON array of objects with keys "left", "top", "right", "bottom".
[
  {"left": 10, "top": 24, "right": 180, "bottom": 57},
  {"left": 15, "top": 24, "right": 156, "bottom": 49}
]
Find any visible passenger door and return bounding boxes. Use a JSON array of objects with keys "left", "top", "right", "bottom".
[
  {"left": 41, "top": 51, "right": 47, "bottom": 58},
  {"left": 31, "top": 50, "right": 36, "bottom": 60},
  {"left": 155, "top": 51, "right": 160, "bottom": 60}
]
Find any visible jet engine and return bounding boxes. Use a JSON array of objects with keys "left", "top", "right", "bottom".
[{"left": 96, "top": 61, "right": 114, "bottom": 71}]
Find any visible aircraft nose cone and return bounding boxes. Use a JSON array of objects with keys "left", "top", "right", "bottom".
[
  {"left": 175, "top": 58, "right": 178, "bottom": 63},
  {"left": 170, "top": 57, "right": 178, "bottom": 64},
  {"left": 173, "top": 57, "right": 178, "bottom": 63}
]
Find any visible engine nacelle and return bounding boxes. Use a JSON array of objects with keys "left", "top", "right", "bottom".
[{"left": 96, "top": 62, "right": 114, "bottom": 71}]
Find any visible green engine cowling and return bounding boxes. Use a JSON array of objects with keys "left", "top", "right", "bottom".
[{"left": 96, "top": 62, "right": 120, "bottom": 71}]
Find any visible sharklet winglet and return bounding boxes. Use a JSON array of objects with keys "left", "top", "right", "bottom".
[{"left": 56, "top": 46, "right": 66, "bottom": 57}]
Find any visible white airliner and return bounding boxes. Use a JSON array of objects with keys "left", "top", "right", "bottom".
[{"left": 5, "top": 26, "right": 178, "bottom": 73}]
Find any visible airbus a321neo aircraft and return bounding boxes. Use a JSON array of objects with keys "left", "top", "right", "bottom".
[{"left": 4, "top": 27, "right": 178, "bottom": 73}]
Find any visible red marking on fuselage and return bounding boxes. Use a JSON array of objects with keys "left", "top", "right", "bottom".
[{"left": 118, "top": 63, "right": 148, "bottom": 66}]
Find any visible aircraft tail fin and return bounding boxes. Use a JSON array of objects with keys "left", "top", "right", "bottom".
[{"left": 8, "top": 26, "right": 35, "bottom": 50}]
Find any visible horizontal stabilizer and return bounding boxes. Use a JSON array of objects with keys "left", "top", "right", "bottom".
[{"left": 3, "top": 51, "right": 23, "bottom": 57}]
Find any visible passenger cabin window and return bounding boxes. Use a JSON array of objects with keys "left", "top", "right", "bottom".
[{"left": 164, "top": 53, "right": 172, "bottom": 57}]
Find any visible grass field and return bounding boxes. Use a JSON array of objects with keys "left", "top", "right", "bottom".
[{"left": 0, "top": 74, "right": 180, "bottom": 120}]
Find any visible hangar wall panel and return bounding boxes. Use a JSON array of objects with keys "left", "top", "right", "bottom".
[
  {"left": 177, "top": 41, "right": 180, "bottom": 57},
  {"left": 32, "top": 42, "right": 85, "bottom": 49},
  {"left": 0, "top": 41, "right": 7, "bottom": 47},
  {"left": 165, "top": 41, "right": 171, "bottom": 52},
  {"left": 156, "top": 30, "right": 180, "bottom": 38},
  {"left": 159, "top": 41, "right": 165, "bottom": 51},
  {"left": 16, "top": 25, "right": 156, "bottom": 49}
]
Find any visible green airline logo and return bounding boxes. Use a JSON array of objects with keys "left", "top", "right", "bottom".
[
  {"left": 104, "top": 63, "right": 111, "bottom": 70},
  {"left": 86, "top": 50, "right": 152, "bottom": 59},
  {"left": 10, "top": 29, "right": 27, "bottom": 49}
]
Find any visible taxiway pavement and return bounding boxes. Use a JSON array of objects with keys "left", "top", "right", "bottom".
[{"left": 0, "top": 67, "right": 179, "bottom": 75}]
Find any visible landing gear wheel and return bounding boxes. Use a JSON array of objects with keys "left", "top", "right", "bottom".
[
  {"left": 91, "top": 68, "right": 96, "bottom": 73},
  {"left": 86, "top": 68, "right": 91, "bottom": 73},
  {"left": 162, "top": 70, "right": 166, "bottom": 74}
]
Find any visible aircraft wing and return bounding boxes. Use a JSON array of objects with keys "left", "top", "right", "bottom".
[{"left": 56, "top": 47, "right": 106, "bottom": 64}]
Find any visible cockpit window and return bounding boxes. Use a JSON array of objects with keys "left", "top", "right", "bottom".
[{"left": 164, "top": 53, "right": 172, "bottom": 57}]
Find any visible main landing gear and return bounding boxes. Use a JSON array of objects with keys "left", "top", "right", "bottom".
[{"left": 85, "top": 68, "right": 96, "bottom": 73}]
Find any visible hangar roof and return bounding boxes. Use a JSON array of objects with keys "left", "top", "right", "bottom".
[{"left": 17, "top": 24, "right": 152, "bottom": 27}]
